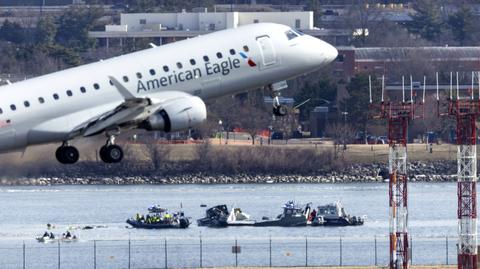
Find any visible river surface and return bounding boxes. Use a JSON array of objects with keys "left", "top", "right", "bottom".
[{"left": 0, "top": 182, "right": 463, "bottom": 267}]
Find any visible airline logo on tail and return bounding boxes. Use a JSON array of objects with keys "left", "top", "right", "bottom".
[{"left": 239, "top": 52, "right": 257, "bottom": 67}]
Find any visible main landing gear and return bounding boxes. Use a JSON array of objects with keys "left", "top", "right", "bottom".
[
  {"left": 99, "top": 134, "right": 124, "bottom": 164},
  {"left": 56, "top": 142, "right": 79, "bottom": 164}
]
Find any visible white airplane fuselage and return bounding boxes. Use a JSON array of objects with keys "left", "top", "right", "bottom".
[{"left": 0, "top": 23, "right": 337, "bottom": 156}]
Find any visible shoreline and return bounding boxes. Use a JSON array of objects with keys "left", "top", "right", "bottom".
[{"left": 0, "top": 160, "right": 457, "bottom": 185}]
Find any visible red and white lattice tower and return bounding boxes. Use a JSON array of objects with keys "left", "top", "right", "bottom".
[
  {"left": 370, "top": 75, "right": 424, "bottom": 269},
  {"left": 439, "top": 71, "right": 479, "bottom": 269}
]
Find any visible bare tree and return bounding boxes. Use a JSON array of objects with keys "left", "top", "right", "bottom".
[{"left": 326, "top": 122, "right": 355, "bottom": 159}]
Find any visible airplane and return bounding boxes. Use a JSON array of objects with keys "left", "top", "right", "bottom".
[{"left": 0, "top": 23, "right": 337, "bottom": 164}]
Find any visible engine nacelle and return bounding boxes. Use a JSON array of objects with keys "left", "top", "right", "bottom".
[{"left": 140, "top": 96, "right": 207, "bottom": 132}]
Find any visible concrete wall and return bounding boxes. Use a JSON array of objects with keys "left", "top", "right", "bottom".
[{"left": 237, "top": 11, "right": 313, "bottom": 29}]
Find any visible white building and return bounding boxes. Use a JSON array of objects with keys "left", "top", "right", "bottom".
[{"left": 114, "top": 11, "right": 313, "bottom": 32}]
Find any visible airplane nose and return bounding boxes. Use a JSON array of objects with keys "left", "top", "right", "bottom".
[{"left": 324, "top": 43, "right": 338, "bottom": 63}]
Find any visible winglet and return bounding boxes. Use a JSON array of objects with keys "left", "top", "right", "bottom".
[{"left": 108, "top": 76, "right": 136, "bottom": 100}]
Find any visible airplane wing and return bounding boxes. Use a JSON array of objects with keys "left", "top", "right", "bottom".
[{"left": 70, "top": 76, "right": 186, "bottom": 137}]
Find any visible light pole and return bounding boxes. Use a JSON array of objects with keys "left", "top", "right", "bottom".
[
  {"left": 218, "top": 120, "right": 223, "bottom": 145},
  {"left": 341, "top": 111, "right": 348, "bottom": 150}
]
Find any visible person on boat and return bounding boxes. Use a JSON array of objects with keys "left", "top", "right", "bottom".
[
  {"left": 310, "top": 209, "right": 317, "bottom": 221},
  {"left": 135, "top": 213, "right": 141, "bottom": 221},
  {"left": 43, "top": 231, "right": 49, "bottom": 238},
  {"left": 65, "top": 231, "right": 71, "bottom": 239},
  {"left": 49, "top": 233, "right": 55, "bottom": 239}
]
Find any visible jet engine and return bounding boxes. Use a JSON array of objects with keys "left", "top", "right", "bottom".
[{"left": 140, "top": 96, "right": 207, "bottom": 132}]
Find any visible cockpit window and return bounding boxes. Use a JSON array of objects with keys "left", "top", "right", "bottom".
[
  {"left": 292, "top": 29, "right": 304, "bottom": 36},
  {"left": 285, "top": 30, "right": 299, "bottom": 40}
]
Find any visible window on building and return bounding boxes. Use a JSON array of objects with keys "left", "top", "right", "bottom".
[
  {"left": 243, "top": 46, "right": 249, "bottom": 52},
  {"left": 80, "top": 87, "right": 86, "bottom": 93},
  {"left": 336, "top": 54, "right": 344, "bottom": 62},
  {"left": 295, "top": 19, "right": 301, "bottom": 29},
  {"left": 203, "top": 55, "right": 209, "bottom": 62},
  {"left": 10, "top": 104, "right": 16, "bottom": 111},
  {"left": 163, "top": 65, "right": 169, "bottom": 72},
  {"left": 24, "top": 101, "right": 30, "bottom": 107},
  {"left": 216, "top": 52, "right": 223, "bottom": 59},
  {"left": 229, "top": 49, "right": 236, "bottom": 55},
  {"left": 38, "top": 97, "right": 45, "bottom": 104},
  {"left": 139, "top": 19, "right": 147, "bottom": 25},
  {"left": 53, "top": 93, "right": 59, "bottom": 100},
  {"left": 190, "top": 59, "right": 196, "bottom": 65},
  {"left": 136, "top": 72, "right": 142, "bottom": 79},
  {"left": 66, "top": 90, "right": 73, "bottom": 97},
  {"left": 149, "top": 69, "right": 156, "bottom": 75},
  {"left": 177, "top": 62, "right": 183, "bottom": 69}
]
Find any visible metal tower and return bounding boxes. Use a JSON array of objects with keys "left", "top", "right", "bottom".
[
  {"left": 441, "top": 72, "right": 479, "bottom": 269},
  {"left": 370, "top": 75, "right": 424, "bottom": 269}
]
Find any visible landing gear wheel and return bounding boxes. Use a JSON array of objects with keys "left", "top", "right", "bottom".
[
  {"left": 99, "top": 145, "right": 123, "bottom": 163},
  {"left": 273, "top": 105, "right": 288, "bottom": 117},
  {"left": 55, "top": 146, "right": 79, "bottom": 164}
]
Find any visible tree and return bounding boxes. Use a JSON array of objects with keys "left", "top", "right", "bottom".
[
  {"left": 36, "top": 16, "right": 57, "bottom": 46},
  {"left": 447, "top": 5, "right": 477, "bottom": 45},
  {"left": 407, "top": 0, "right": 444, "bottom": 42},
  {"left": 294, "top": 78, "right": 337, "bottom": 121},
  {"left": 233, "top": 101, "right": 271, "bottom": 145},
  {"left": 56, "top": 6, "right": 104, "bottom": 51},
  {"left": 325, "top": 122, "right": 355, "bottom": 159},
  {"left": 341, "top": 74, "right": 380, "bottom": 134},
  {"left": 0, "top": 20, "right": 25, "bottom": 44}
]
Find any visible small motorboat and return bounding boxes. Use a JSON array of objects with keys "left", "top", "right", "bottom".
[
  {"left": 254, "top": 201, "right": 308, "bottom": 227},
  {"left": 315, "top": 201, "right": 365, "bottom": 226},
  {"left": 197, "top": 205, "right": 229, "bottom": 227},
  {"left": 227, "top": 207, "right": 256, "bottom": 226},
  {"left": 127, "top": 208, "right": 190, "bottom": 229}
]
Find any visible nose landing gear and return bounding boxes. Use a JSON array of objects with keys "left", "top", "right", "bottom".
[
  {"left": 269, "top": 81, "right": 289, "bottom": 117},
  {"left": 55, "top": 142, "right": 79, "bottom": 164}
]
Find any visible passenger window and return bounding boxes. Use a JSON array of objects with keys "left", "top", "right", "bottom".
[
  {"left": 0, "top": 108, "right": 2, "bottom": 114},
  {"left": 229, "top": 49, "right": 236, "bottom": 55},
  {"left": 216, "top": 52, "right": 223, "bottom": 59},
  {"left": 136, "top": 72, "right": 142, "bottom": 79},
  {"left": 109, "top": 80, "right": 114, "bottom": 86},
  {"left": 53, "top": 94, "right": 59, "bottom": 100},
  {"left": 243, "top": 45, "right": 249, "bottom": 52},
  {"left": 10, "top": 104, "right": 16, "bottom": 111},
  {"left": 190, "top": 59, "right": 196, "bottom": 65},
  {"left": 38, "top": 97, "right": 45, "bottom": 104},
  {"left": 149, "top": 69, "right": 156, "bottom": 75},
  {"left": 177, "top": 62, "right": 183, "bottom": 69},
  {"left": 93, "top": 83, "right": 100, "bottom": 90},
  {"left": 163, "top": 66, "right": 169, "bottom": 72},
  {"left": 123, "top": 76, "right": 129, "bottom": 83},
  {"left": 203, "top": 56, "right": 209, "bottom": 62},
  {"left": 80, "top": 87, "right": 86, "bottom": 93},
  {"left": 24, "top": 101, "right": 30, "bottom": 107},
  {"left": 66, "top": 90, "right": 73, "bottom": 97}
]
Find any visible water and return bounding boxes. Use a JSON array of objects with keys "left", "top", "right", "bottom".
[{"left": 0, "top": 182, "right": 462, "bottom": 267}]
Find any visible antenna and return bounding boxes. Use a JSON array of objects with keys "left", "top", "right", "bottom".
[
  {"left": 402, "top": 76, "right": 405, "bottom": 103},
  {"left": 436, "top": 72, "right": 439, "bottom": 101},
  {"left": 456, "top": 71, "right": 459, "bottom": 100},
  {"left": 381, "top": 75, "right": 385, "bottom": 102},
  {"left": 450, "top": 72, "right": 453, "bottom": 100},
  {"left": 410, "top": 75, "right": 413, "bottom": 103},
  {"left": 423, "top": 76, "right": 426, "bottom": 103},
  {"left": 369, "top": 75, "right": 372, "bottom": 104}
]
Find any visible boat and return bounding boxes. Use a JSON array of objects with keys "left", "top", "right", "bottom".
[
  {"left": 254, "top": 201, "right": 308, "bottom": 227},
  {"left": 36, "top": 232, "right": 79, "bottom": 243},
  {"left": 315, "top": 201, "right": 365, "bottom": 226},
  {"left": 227, "top": 207, "right": 256, "bottom": 226},
  {"left": 127, "top": 208, "right": 190, "bottom": 229},
  {"left": 197, "top": 205, "right": 229, "bottom": 227}
]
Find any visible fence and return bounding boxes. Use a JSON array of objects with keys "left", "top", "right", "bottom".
[{"left": 0, "top": 235, "right": 457, "bottom": 269}]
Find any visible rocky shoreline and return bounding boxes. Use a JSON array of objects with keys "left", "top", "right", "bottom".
[{"left": 0, "top": 160, "right": 457, "bottom": 185}]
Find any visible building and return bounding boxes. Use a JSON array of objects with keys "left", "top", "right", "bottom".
[{"left": 89, "top": 11, "right": 351, "bottom": 48}]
